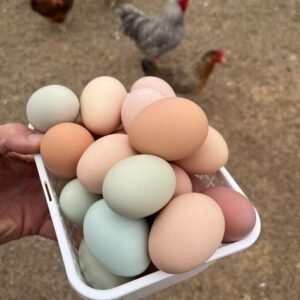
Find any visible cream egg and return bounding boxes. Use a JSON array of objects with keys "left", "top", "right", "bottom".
[
  {"left": 176, "top": 126, "right": 229, "bottom": 174},
  {"left": 80, "top": 76, "right": 127, "bottom": 135}
]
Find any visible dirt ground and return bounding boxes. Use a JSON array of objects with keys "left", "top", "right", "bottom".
[{"left": 0, "top": 0, "right": 299, "bottom": 299}]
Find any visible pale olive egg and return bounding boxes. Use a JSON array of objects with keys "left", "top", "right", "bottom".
[
  {"left": 202, "top": 187, "right": 256, "bottom": 242},
  {"left": 128, "top": 97, "right": 208, "bottom": 161},
  {"left": 121, "top": 88, "right": 165, "bottom": 132},
  {"left": 77, "top": 134, "right": 137, "bottom": 194},
  {"left": 80, "top": 76, "right": 127, "bottom": 135},
  {"left": 83, "top": 200, "right": 150, "bottom": 277},
  {"left": 149, "top": 193, "right": 225, "bottom": 274},
  {"left": 130, "top": 76, "right": 176, "bottom": 98},
  {"left": 103, "top": 155, "right": 176, "bottom": 218},
  {"left": 169, "top": 163, "right": 192, "bottom": 196},
  {"left": 176, "top": 126, "right": 229, "bottom": 174},
  {"left": 59, "top": 179, "right": 99, "bottom": 226},
  {"left": 79, "top": 240, "right": 132, "bottom": 289},
  {"left": 26, "top": 85, "right": 79, "bottom": 133},
  {"left": 40, "top": 123, "right": 94, "bottom": 179}
]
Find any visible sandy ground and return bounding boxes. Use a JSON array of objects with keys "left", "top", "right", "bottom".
[{"left": 0, "top": 0, "right": 299, "bottom": 299}]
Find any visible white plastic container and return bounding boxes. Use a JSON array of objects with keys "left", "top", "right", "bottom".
[{"left": 34, "top": 154, "right": 261, "bottom": 300}]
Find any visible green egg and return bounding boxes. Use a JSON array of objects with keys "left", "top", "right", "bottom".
[
  {"left": 60, "top": 179, "right": 99, "bottom": 226},
  {"left": 102, "top": 154, "right": 176, "bottom": 218},
  {"left": 26, "top": 85, "right": 79, "bottom": 132},
  {"left": 79, "top": 239, "right": 132, "bottom": 289},
  {"left": 83, "top": 200, "right": 150, "bottom": 277}
]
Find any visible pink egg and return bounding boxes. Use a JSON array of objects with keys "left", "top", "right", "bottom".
[
  {"left": 170, "top": 163, "right": 193, "bottom": 196},
  {"left": 130, "top": 76, "right": 176, "bottom": 98},
  {"left": 202, "top": 187, "right": 256, "bottom": 242},
  {"left": 77, "top": 134, "right": 137, "bottom": 194},
  {"left": 121, "top": 88, "right": 165, "bottom": 132}
]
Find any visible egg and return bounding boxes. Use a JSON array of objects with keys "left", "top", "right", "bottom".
[
  {"left": 59, "top": 179, "right": 99, "bottom": 226},
  {"left": 80, "top": 76, "right": 127, "bottom": 135},
  {"left": 169, "top": 163, "right": 192, "bottom": 196},
  {"left": 103, "top": 155, "right": 176, "bottom": 218},
  {"left": 83, "top": 200, "right": 150, "bottom": 277},
  {"left": 40, "top": 123, "right": 94, "bottom": 179},
  {"left": 121, "top": 88, "right": 165, "bottom": 132},
  {"left": 79, "top": 239, "right": 132, "bottom": 289},
  {"left": 202, "top": 187, "right": 256, "bottom": 242},
  {"left": 26, "top": 85, "right": 79, "bottom": 133},
  {"left": 176, "top": 126, "right": 229, "bottom": 174},
  {"left": 128, "top": 97, "right": 208, "bottom": 161},
  {"left": 149, "top": 193, "right": 225, "bottom": 274},
  {"left": 130, "top": 76, "right": 176, "bottom": 98},
  {"left": 77, "top": 134, "right": 137, "bottom": 194}
]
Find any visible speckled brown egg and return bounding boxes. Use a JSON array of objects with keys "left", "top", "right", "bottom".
[
  {"left": 40, "top": 123, "right": 94, "bottom": 179},
  {"left": 128, "top": 98, "right": 208, "bottom": 161}
]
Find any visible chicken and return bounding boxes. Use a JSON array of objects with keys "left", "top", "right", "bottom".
[
  {"left": 31, "top": 0, "right": 74, "bottom": 23},
  {"left": 141, "top": 49, "right": 225, "bottom": 94},
  {"left": 116, "top": 0, "right": 189, "bottom": 59}
]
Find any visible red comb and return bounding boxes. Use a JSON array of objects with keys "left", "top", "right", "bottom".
[{"left": 215, "top": 49, "right": 225, "bottom": 63}]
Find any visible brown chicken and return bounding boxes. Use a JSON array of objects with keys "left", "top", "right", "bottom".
[
  {"left": 141, "top": 49, "right": 225, "bottom": 94},
  {"left": 31, "top": 0, "right": 74, "bottom": 23}
]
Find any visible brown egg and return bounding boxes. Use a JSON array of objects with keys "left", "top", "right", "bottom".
[
  {"left": 40, "top": 123, "right": 94, "bottom": 179},
  {"left": 149, "top": 193, "right": 225, "bottom": 274},
  {"left": 202, "top": 187, "right": 256, "bottom": 242},
  {"left": 77, "top": 134, "right": 137, "bottom": 194},
  {"left": 176, "top": 126, "right": 229, "bottom": 174},
  {"left": 128, "top": 98, "right": 208, "bottom": 161},
  {"left": 169, "top": 163, "right": 192, "bottom": 196}
]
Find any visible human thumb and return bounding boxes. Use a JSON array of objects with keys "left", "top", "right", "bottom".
[{"left": 0, "top": 123, "right": 43, "bottom": 155}]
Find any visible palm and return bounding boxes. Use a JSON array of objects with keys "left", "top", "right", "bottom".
[{"left": 0, "top": 154, "right": 55, "bottom": 243}]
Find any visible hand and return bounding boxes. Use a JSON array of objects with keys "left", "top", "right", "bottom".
[{"left": 0, "top": 123, "right": 56, "bottom": 245}]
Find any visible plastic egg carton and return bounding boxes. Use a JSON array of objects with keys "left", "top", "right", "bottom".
[{"left": 34, "top": 154, "right": 261, "bottom": 300}]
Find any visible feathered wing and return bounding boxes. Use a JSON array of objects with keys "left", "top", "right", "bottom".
[
  {"left": 116, "top": 4, "right": 151, "bottom": 39},
  {"left": 138, "top": 21, "right": 183, "bottom": 58},
  {"left": 117, "top": 3, "right": 184, "bottom": 58}
]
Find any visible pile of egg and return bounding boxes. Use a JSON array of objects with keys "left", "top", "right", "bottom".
[{"left": 26, "top": 76, "right": 256, "bottom": 289}]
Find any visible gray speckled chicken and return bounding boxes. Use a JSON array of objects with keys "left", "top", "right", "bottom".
[{"left": 116, "top": 0, "right": 189, "bottom": 59}]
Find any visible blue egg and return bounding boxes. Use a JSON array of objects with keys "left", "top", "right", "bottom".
[{"left": 83, "top": 200, "right": 150, "bottom": 277}]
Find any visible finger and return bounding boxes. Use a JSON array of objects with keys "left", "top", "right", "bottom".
[
  {"left": 0, "top": 123, "right": 43, "bottom": 155},
  {"left": 6, "top": 152, "right": 35, "bottom": 162}
]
